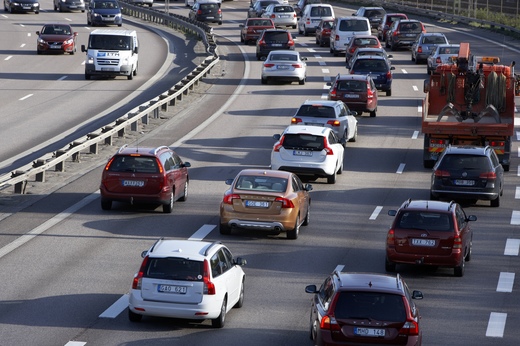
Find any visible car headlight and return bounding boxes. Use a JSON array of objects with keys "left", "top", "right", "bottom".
[
  {"left": 86, "top": 55, "right": 94, "bottom": 64},
  {"left": 60, "top": 0, "right": 66, "bottom": 2},
  {"left": 64, "top": 38, "right": 74, "bottom": 45},
  {"left": 37, "top": 38, "right": 46, "bottom": 44},
  {"left": 115, "top": 13, "right": 122, "bottom": 18}
]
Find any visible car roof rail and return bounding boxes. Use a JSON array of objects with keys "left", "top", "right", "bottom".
[
  {"left": 403, "top": 198, "right": 412, "bottom": 208},
  {"left": 203, "top": 241, "right": 222, "bottom": 256},
  {"left": 118, "top": 144, "right": 129, "bottom": 153},
  {"left": 149, "top": 237, "right": 165, "bottom": 253},
  {"left": 448, "top": 200, "right": 456, "bottom": 211},
  {"left": 396, "top": 273, "right": 402, "bottom": 289},
  {"left": 153, "top": 146, "right": 169, "bottom": 155}
]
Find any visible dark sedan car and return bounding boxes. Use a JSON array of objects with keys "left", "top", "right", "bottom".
[
  {"left": 54, "top": 0, "right": 85, "bottom": 12},
  {"left": 247, "top": 0, "right": 279, "bottom": 18},
  {"left": 256, "top": 29, "right": 295, "bottom": 60},
  {"left": 4, "top": 0, "right": 39, "bottom": 13},
  {"left": 386, "top": 19, "right": 425, "bottom": 51},
  {"left": 349, "top": 55, "right": 395, "bottom": 96},
  {"left": 86, "top": 0, "right": 123, "bottom": 27},
  {"left": 36, "top": 24, "right": 78, "bottom": 54}
]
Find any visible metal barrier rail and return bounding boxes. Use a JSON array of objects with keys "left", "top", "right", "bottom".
[{"left": 0, "top": 4, "right": 219, "bottom": 194}]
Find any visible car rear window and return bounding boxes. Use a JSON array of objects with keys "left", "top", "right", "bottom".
[
  {"left": 249, "top": 19, "right": 272, "bottom": 26},
  {"left": 269, "top": 53, "right": 297, "bottom": 61},
  {"left": 235, "top": 176, "right": 288, "bottom": 192},
  {"left": 296, "top": 105, "right": 336, "bottom": 118},
  {"left": 423, "top": 36, "right": 447, "bottom": 44},
  {"left": 108, "top": 156, "right": 159, "bottom": 173},
  {"left": 353, "top": 38, "right": 378, "bottom": 46},
  {"left": 201, "top": 3, "right": 219, "bottom": 10},
  {"left": 439, "top": 47, "right": 459, "bottom": 54},
  {"left": 144, "top": 257, "right": 203, "bottom": 281},
  {"left": 352, "top": 59, "right": 387, "bottom": 72},
  {"left": 388, "top": 15, "right": 406, "bottom": 23},
  {"left": 337, "top": 80, "right": 366, "bottom": 92},
  {"left": 397, "top": 211, "right": 453, "bottom": 231},
  {"left": 399, "top": 22, "right": 421, "bottom": 31},
  {"left": 282, "top": 134, "right": 325, "bottom": 151},
  {"left": 365, "top": 9, "right": 385, "bottom": 17},
  {"left": 273, "top": 5, "right": 293, "bottom": 12},
  {"left": 263, "top": 31, "right": 289, "bottom": 42},
  {"left": 338, "top": 19, "right": 369, "bottom": 32},
  {"left": 310, "top": 6, "right": 332, "bottom": 16},
  {"left": 438, "top": 154, "right": 491, "bottom": 170},
  {"left": 334, "top": 292, "right": 406, "bottom": 322}
]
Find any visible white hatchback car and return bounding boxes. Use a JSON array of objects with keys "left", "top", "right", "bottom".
[
  {"left": 128, "top": 239, "right": 247, "bottom": 328},
  {"left": 271, "top": 125, "right": 345, "bottom": 184}
]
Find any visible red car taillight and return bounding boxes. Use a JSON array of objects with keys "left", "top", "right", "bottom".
[
  {"left": 273, "top": 136, "right": 284, "bottom": 152},
  {"left": 327, "top": 120, "right": 340, "bottom": 127},
  {"left": 264, "top": 63, "right": 275, "bottom": 67},
  {"left": 132, "top": 255, "right": 149, "bottom": 290},
  {"left": 203, "top": 259, "right": 216, "bottom": 295},
  {"left": 436, "top": 57, "right": 441, "bottom": 64},
  {"left": 288, "top": 38, "right": 295, "bottom": 47},
  {"left": 367, "top": 82, "right": 374, "bottom": 98},
  {"left": 291, "top": 63, "right": 303, "bottom": 68},
  {"left": 386, "top": 71, "right": 392, "bottom": 79},
  {"left": 453, "top": 235, "right": 462, "bottom": 249},
  {"left": 329, "top": 87, "right": 337, "bottom": 98},
  {"left": 480, "top": 172, "right": 497, "bottom": 180},
  {"left": 399, "top": 320, "right": 420, "bottom": 336},
  {"left": 434, "top": 170, "right": 450, "bottom": 177},
  {"left": 223, "top": 193, "right": 240, "bottom": 205},
  {"left": 417, "top": 46, "right": 423, "bottom": 53},
  {"left": 335, "top": 34, "right": 340, "bottom": 41},
  {"left": 386, "top": 229, "right": 395, "bottom": 246},
  {"left": 291, "top": 117, "right": 302, "bottom": 124},
  {"left": 104, "top": 157, "right": 115, "bottom": 171},
  {"left": 197, "top": 9, "right": 202, "bottom": 14},
  {"left": 323, "top": 137, "right": 334, "bottom": 155},
  {"left": 393, "top": 30, "right": 399, "bottom": 36},
  {"left": 258, "top": 39, "right": 266, "bottom": 46},
  {"left": 270, "top": 14, "right": 275, "bottom": 18},
  {"left": 320, "top": 315, "right": 341, "bottom": 331},
  {"left": 275, "top": 197, "right": 295, "bottom": 208}
]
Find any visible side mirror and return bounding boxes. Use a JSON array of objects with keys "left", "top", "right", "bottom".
[
  {"left": 467, "top": 215, "right": 478, "bottom": 222},
  {"left": 235, "top": 257, "right": 247, "bottom": 266},
  {"left": 388, "top": 210, "right": 397, "bottom": 216},
  {"left": 225, "top": 178, "right": 234, "bottom": 185},
  {"left": 390, "top": 66, "right": 396, "bottom": 70},
  {"left": 134, "top": 46, "right": 139, "bottom": 54},
  {"left": 412, "top": 290, "right": 424, "bottom": 300},
  {"left": 305, "top": 183, "right": 313, "bottom": 191},
  {"left": 260, "top": 56, "right": 267, "bottom": 61},
  {"left": 273, "top": 134, "right": 281, "bottom": 140},
  {"left": 140, "top": 250, "right": 148, "bottom": 258},
  {"left": 305, "top": 284, "right": 318, "bottom": 294},
  {"left": 301, "top": 57, "right": 308, "bottom": 61},
  {"left": 239, "top": 24, "right": 244, "bottom": 27},
  {"left": 81, "top": 44, "right": 87, "bottom": 52},
  {"left": 387, "top": 54, "right": 393, "bottom": 59},
  {"left": 182, "top": 162, "right": 191, "bottom": 168}
]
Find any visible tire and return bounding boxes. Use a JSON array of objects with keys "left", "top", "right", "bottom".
[
  {"left": 234, "top": 280, "right": 244, "bottom": 308},
  {"left": 465, "top": 239, "right": 472, "bottom": 262},
  {"left": 212, "top": 298, "right": 227, "bottom": 328},
  {"left": 292, "top": 25, "right": 296, "bottom": 29},
  {"left": 333, "top": 49, "right": 338, "bottom": 57},
  {"left": 315, "top": 37, "right": 319, "bottom": 45},
  {"left": 299, "top": 78, "right": 305, "bottom": 85},
  {"left": 386, "top": 89, "right": 392, "bottom": 96},
  {"left": 240, "top": 34, "right": 244, "bottom": 43},
  {"left": 163, "top": 191, "right": 174, "bottom": 213},
  {"left": 385, "top": 40, "right": 390, "bottom": 48},
  {"left": 101, "top": 199, "right": 112, "bottom": 210},
  {"left": 261, "top": 77, "right": 267, "bottom": 85},
  {"left": 411, "top": 54, "right": 415, "bottom": 62},
  {"left": 491, "top": 194, "right": 500, "bottom": 207},
  {"left": 454, "top": 258, "right": 465, "bottom": 277},
  {"left": 128, "top": 309, "right": 142, "bottom": 322},
  {"left": 302, "top": 204, "right": 310, "bottom": 226},
  {"left": 303, "top": 28, "right": 308, "bottom": 36},
  {"left": 37, "top": 49, "right": 42, "bottom": 55},
  {"left": 429, "top": 190, "right": 438, "bottom": 200},
  {"left": 327, "top": 170, "right": 336, "bottom": 184},
  {"left": 349, "top": 127, "right": 357, "bottom": 142},
  {"left": 220, "top": 222, "right": 231, "bottom": 235},
  {"left": 369, "top": 109, "right": 376, "bottom": 117},
  {"left": 85, "top": 73, "right": 91, "bottom": 80},
  {"left": 391, "top": 43, "right": 397, "bottom": 51},
  {"left": 287, "top": 217, "right": 300, "bottom": 239},
  {"left": 127, "top": 70, "right": 133, "bottom": 80},
  {"left": 179, "top": 181, "right": 188, "bottom": 202},
  {"left": 385, "top": 258, "right": 396, "bottom": 272},
  {"left": 54, "top": 3, "right": 57, "bottom": 10},
  {"left": 503, "top": 164, "right": 510, "bottom": 172},
  {"left": 298, "top": 26, "right": 303, "bottom": 34}
]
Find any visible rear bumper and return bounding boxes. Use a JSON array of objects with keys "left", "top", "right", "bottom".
[
  {"left": 430, "top": 188, "right": 499, "bottom": 201},
  {"left": 100, "top": 185, "right": 171, "bottom": 205},
  {"left": 387, "top": 248, "right": 463, "bottom": 267}
]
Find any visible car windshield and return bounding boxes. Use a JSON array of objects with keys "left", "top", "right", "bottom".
[
  {"left": 93, "top": 1, "right": 118, "bottom": 9},
  {"left": 42, "top": 25, "right": 71, "bottom": 35},
  {"left": 365, "top": 9, "right": 384, "bottom": 17},
  {"left": 282, "top": 134, "right": 325, "bottom": 151},
  {"left": 439, "top": 47, "right": 459, "bottom": 54},
  {"left": 337, "top": 80, "right": 366, "bottom": 92},
  {"left": 334, "top": 292, "right": 406, "bottom": 322},
  {"left": 235, "top": 176, "right": 288, "bottom": 192},
  {"left": 89, "top": 34, "right": 132, "bottom": 50},
  {"left": 438, "top": 154, "right": 491, "bottom": 170},
  {"left": 144, "top": 257, "right": 203, "bottom": 281},
  {"left": 108, "top": 156, "right": 159, "bottom": 173},
  {"left": 296, "top": 105, "right": 336, "bottom": 118},
  {"left": 397, "top": 211, "right": 453, "bottom": 231},
  {"left": 310, "top": 6, "right": 332, "bottom": 16}
]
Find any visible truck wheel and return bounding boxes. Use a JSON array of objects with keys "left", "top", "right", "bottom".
[
  {"left": 85, "top": 73, "right": 91, "bottom": 80},
  {"left": 424, "top": 159, "right": 434, "bottom": 168}
]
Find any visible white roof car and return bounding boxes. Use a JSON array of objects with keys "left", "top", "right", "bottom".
[
  {"left": 330, "top": 16, "right": 371, "bottom": 56},
  {"left": 128, "top": 239, "right": 246, "bottom": 328},
  {"left": 271, "top": 125, "right": 345, "bottom": 184},
  {"left": 297, "top": 4, "right": 334, "bottom": 36}
]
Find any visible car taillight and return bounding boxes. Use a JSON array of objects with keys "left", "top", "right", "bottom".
[
  {"left": 329, "top": 86, "right": 337, "bottom": 98},
  {"left": 258, "top": 39, "right": 265, "bottom": 46},
  {"left": 305, "top": 17, "right": 310, "bottom": 24},
  {"left": 488, "top": 140, "right": 505, "bottom": 147},
  {"left": 270, "top": 14, "right": 275, "bottom": 18},
  {"left": 291, "top": 63, "right": 303, "bottom": 68},
  {"left": 399, "top": 320, "right": 420, "bottom": 336},
  {"left": 479, "top": 172, "right": 497, "bottom": 179},
  {"left": 288, "top": 38, "right": 295, "bottom": 47},
  {"left": 203, "top": 259, "right": 216, "bottom": 295},
  {"left": 386, "top": 71, "right": 392, "bottom": 79},
  {"left": 327, "top": 120, "right": 340, "bottom": 127},
  {"left": 453, "top": 235, "right": 462, "bottom": 249},
  {"left": 197, "top": 9, "right": 202, "bottom": 14},
  {"left": 393, "top": 30, "right": 399, "bottom": 36},
  {"left": 104, "top": 157, "right": 115, "bottom": 171},
  {"left": 218, "top": 9, "right": 221, "bottom": 14},
  {"left": 434, "top": 170, "right": 450, "bottom": 177},
  {"left": 436, "top": 57, "right": 441, "bottom": 64},
  {"left": 264, "top": 63, "right": 275, "bottom": 67},
  {"left": 335, "top": 34, "right": 340, "bottom": 41},
  {"left": 132, "top": 255, "right": 149, "bottom": 290},
  {"left": 275, "top": 197, "right": 295, "bottom": 208},
  {"left": 386, "top": 229, "right": 395, "bottom": 246},
  {"left": 349, "top": 47, "right": 356, "bottom": 53},
  {"left": 367, "top": 83, "right": 374, "bottom": 98},
  {"left": 320, "top": 315, "right": 341, "bottom": 331},
  {"left": 155, "top": 158, "right": 164, "bottom": 174},
  {"left": 273, "top": 136, "right": 284, "bottom": 152},
  {"left": 323, "top": 138, "right": 334, "bottom": 155},
  {"left": 417, "top": 46, "right": 423, "bottom": 53},
  {"left": 223, "top": 193, "right": 240, "bottom": 205},
  {"left": 291, "top": 117, "right": 302, "bottom": 124}
]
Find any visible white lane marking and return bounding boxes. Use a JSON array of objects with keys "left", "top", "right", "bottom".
[
  {"left": 99, "top": 294, "right": 129, "bottom": 318},
  {"left": 369, "top": 206, "right": 383, "bottom": 220},
  {"left": 300, "top": 43, "right": 308, "bottom": 47},
  {"left": 20, "top": 43, "right": 25, "bottom": 48},
  {"left": 396, "top": 163, "right": 405, "bottom": 174},
  {"left": 314, "top": 55, "right": 322, "bottom": 59},
  {"left": 516, "top": 131, "right": 520, "bottom": 141},
  {"left": 496, "top": 272, "right": 515, "bottom": 292},
  {"left": 58, "top": 76, "right": 68, "bottom": 81},
  {"left": 412, "top": 85, "right": 418, "bottom": 91},
  {"left": 65, "top": 17, "right": 72, "bottom": 21},
  {"left": 20, "top": 24, "right": 25, "bottom": 27},
  {"left": 19, "top": 94, "right": 33, "bottom": 101},
  {"left": 188, "top": 224, "right": 215, "bottom": 241},
  {"left": 504, "top": 239, "right": 520, "bottom": 256},
  {"left": 4, "top": 56, "right": 12, "bottom": 61},
  {"left": 412, "top": 131, "right": 419, "bottom": 139},
  {"left": 318, "top": 61, "right": 326, "bottom": 66},
  {"left": 515, "top": 186, "right": 520, "bottom": 199},
  {"left": 511, "top": 210, "right": 520, "bottom": 225},
  {"left": 321, "top": 94, "right": 328, "bottom": 99},
  {"left": 65, "top": 342, "right": 87, "bottom": 346},
  {"left": 307, "top": 48, "right": 316, "bottom": 53},
  {"left": 322, "top": 68, "right": 329, "bottom": 74},
  {"left": 418, "top": 105, "right": 422, "bottom": 113},
  {"left": 401, "top": 69, "right": 408, "bottom": 74},
  {"left": 322, "top": 84, "right": 330, "bottom": 89},
  {"left": 27, "top": 32, "right": 30, "bottom": 36},
  {"left": 0, "top": 192, "right": 100, "bottom": 259},
  {"left": 486, "top": 312, "right": 507, "bottom": 337}
]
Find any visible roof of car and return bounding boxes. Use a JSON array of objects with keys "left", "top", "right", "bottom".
[
  {"left": 146, "top": 239, "right": 220, "bottom": 260},
  {"left": 284, "top": 124, "right": 333, "bottom": 136},
  {"left": 399, "top": 199, "right": 456, "bottom": 212},
  {"left": 335, "top": 74, "right": 371, "bottom": 81},
  {"left": 352, "top": 54, "right": 387, "bottom": 60},
  {"left": 444, "top": 145, "right": 490, "bottom": 155},
  {"left": 419, "top": 32, "right": 446, "bottom": 36},
  {"left": 335, "top": 272, "right": 406, "bottom": 294},
  {"left": 116, "top": 145, "right": 170, "bottom": 156},
  {"left": 236, "top": 169, "right": 294, "bottom": 179},
  {"left": 301, "top": 99, "right": 341, "bottom": 107}
]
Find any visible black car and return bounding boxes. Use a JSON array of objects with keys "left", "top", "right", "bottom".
[
  {"left": 54, "top": 0, "right": 85, "bottom": 12},
  {"left": 353, "top": 6, "right": 386, "bottom": 29},
  {"left": 386, "top": 19, "right": 425, "bottom": 51},
  {"left": 256, "top": 29, "right": 294, "bottom": 60},
  {"left": 349, "top": 55, "right": 395, "bottom": 96},
  {"left": 189, "top": 0, "right": 222, "bottom": 25},
  {"left": 86, "top": 0, "right": 122, "bottom": 26},
  {"left": 4, "top": 0, "right": 39, "bottom": 13},
  {"left": 430, "top": 145, "right": 504, "bottom": 207},
  {"left": 305, "top": 270, "right": 423, "bottom": 346}
]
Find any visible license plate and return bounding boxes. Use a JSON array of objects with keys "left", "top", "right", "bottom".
[
  {"left": 411, "top": 238, "right": 436, "bottom": 247},
  {"left": 454, "top": 179, "right": 475, "bottom": 186},
  {"left": 430, "top": 143, "right": 446, "bottom": 148},
  {"left": 343, "top": 94, "right": 359, "bottom": 98},
  {"left": 406, "top": 33, "right": 416, "bottom": 37},
  {"left": 293, "top": 150, "right": 313, "bottom": 156},
  {"left": 158, "top": 284, "right": 187, "bottom": 294},
  {"left": 277, "top": 65, "right": 290, "bottom": 69},
  {"left": 102, "top": 18, "right": 113, "bottom": 21},
  {"left": 50, "top": 45, "right": 61, "bottom": 49},
  {"left": 206, "top": 16, "right": 214, "bottom": 19},
  {"left": 101, "top": 67, "right": 115, "bottom": 71},
  {"left": 272, "top": 43, "right": 282, "bottom": 47},
  {"left": 22, "top": 6, "right": 31, "bottom": 9},
  {"left": 354, "top": 328, "right": 385, "bottom": 337},
  {"left": 245, "top": 200, "right": 269, "bottom": 208},
  {"left": 69, "top": 5, "right": 77, "bottom": 8},
  {"left": 122, "top": 180, "right": 145, "bottom": 187},
  {"left": 280, "top": 15, "right": 289, "bottom": 18}
]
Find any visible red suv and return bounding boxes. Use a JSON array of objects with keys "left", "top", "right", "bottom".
[
  {"left": 328, "top": 73, "right": 378, "bottom": 117},
  {"left": 386, "top": 199, "right": 477, "bottom": 277},
  {"left": 100, "top": 145, "right": 190, "bottom": 213}
]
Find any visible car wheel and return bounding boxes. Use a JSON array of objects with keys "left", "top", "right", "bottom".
[
  {"left": 333, "top": 49, "right": 338, "bottom": 57},
  {"left": 298, "top": 25, "right": 303, "bottom": 34},
  {"left": 411, "top": 54, "right": 415, "bottom": 62},
  {"left": 37, "top": 49, "right": 42, "bottom": 55},
  {"left": 454, "top": 258, "right": 465, "bottom": 277},
  {"left": 370, "top": 109, "right": 376, "bottom": 117},
  {"left": 101, "top": 199, "right": 112, "bottom": 210},
  {"left": 303, "top": 204, "right": 310, "bottom": 226},
  {"left": 128, "top": 67, "right": 134, "bottom": 80},
  {"left": 385, "top": 40, "right": 390, "bottom": 48},
  {"left": 385, "top": 258, "right": 396, "bottom": 272},
  {"left": 211, "top": 297, "right": 227, "bottom": 328},
  {"left": 310, "top": 319, "right": 318, "bottom": 341},
  {"left": 240, "top": 34, "right": 244, "bottom": 43},
  {"left": 391, "top": 43, "right": 397, "bottom": 51},
  {"left": 234, "top": 279, "right": 245, "bottom": 308},
  {"left": 133, "top": 63, "right": 138, "bottom": 76},
  {"left": 128, "top": 309, "right": 142, "bottom": 322},
  {"left": 220, "top": 222, "right": 232, "bottom": 235},
  {"left": 327, "top": 170, "right": 336, "bottom": 184},
  {"left": 424, "top": 159, "right": 435, "bottom": 169},
  {"left": 465, "top": 239, "right": 472, "bottom": 262},
  {"left": 299, "top": 78, "right": 305, "bottom": 85},
  {"left": 491, "top": 194, "right": 500, "bottom": 207},
  {"left": 386, "top": 89, "right": 392, "bottom": 97},
  {"left": 179, "top": 181, "right": 188, "bottom": 202},
  {"left": 292, "top": 25, "right": 296, "bottom": 29},
  {"left": 54, "top": 3, "right": 57, "bottom": 10},
  {"left": 503, "top": 164, "right": 510, "bottom": 172},
  {"left": 163, "top": 191, "right": 174, "bottom": 213},
  {"left": 329, "top": 46, "right": 333, "bottom": 54},
  {"left": 287, "top": 217, "right": 300, "bottom": 239},
  {"left": 85, "top": 73, "right": 91, "bottom": 80},
  {"left": 261, "top": 77, "right": 267, "bottom": 85}
]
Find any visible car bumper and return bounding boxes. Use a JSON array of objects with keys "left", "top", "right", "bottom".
[
  {"left": 11, "top": 4, "right": 39, "bottom": 11},
  {"left": 273, "top": 165, "right": 333, "bottom": 177},
  {"left": 196, "top": 15, "right": 222, "bottom": 23},
  {"left": 90, "top": 16, "right": 123, "bottom": 26},
  {"left": 60, "top": 4, "right": 85, "bottom": 11},
  {"left": 37, "top": 43, "right": 75, "bottom": 53},
  {"left": 318, "top": 329, "right": 421, "bottom": 346},
  {"left": 100, "top": 185, "right": 171, "bottom": 204},
  {"left": 220, "top": 206, "right": 298, "bottom": 232},
  {"left": 430, "top": 188, "right": 499, "bottom": 201},
  {"left": 257, "top": 45, "right": 295, "bottom": 58},
  {"left": 85, "top": 63, "right": 133, "bottom": 76},
  {"left": 273, "top": 19, "right": 297, "bottom": 27},
  {"left": 387, "top": 249, "right": 463, "bottom": 267},
  {"left": 262, "top": 69, "right": 305, "bottom": 82}
]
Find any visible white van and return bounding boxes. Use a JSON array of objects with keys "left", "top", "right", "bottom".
[
  {"left": 329, "top": 16, "right": 371, "bottom": 56},
  {"left": 81, "top": 29, "right": 139, "bottom": 80},
  {"left": 297, "top": 4, "right": 334, "bottom": 36}
]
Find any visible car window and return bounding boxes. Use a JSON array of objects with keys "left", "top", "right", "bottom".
[
  {"left": 217, "top": 249, "right": 231, "bottom": 274},
  {"left": 310, "top": 6, "right": 331, "bottom": 16},
  {"left": 339, "top": 19, "right": 369, "bottom": 31},
  {"left": 172, "top": 153, "right": 182, "bottom": 168},
  {"left": 292, "top": 175, "right": 303, "bottom": 192},
  {"left": 270, "top": 53, "right": 297, "bottom": 61},
  {"left": 439, "top": 154, "right": 492, "bottom": 170},
  {"left": 489, "top": 149, "right": 500, "bottom": 167},
  {"left": 274, "top": 5, "right": 293, "bottom": 12},
  {"left": 328, "top": 131, "right": 338, "bottom": 145},
  {"left": 108, "top": 156, "right": 159, "bottom": 173},
  {"left": 455, "top": 205, "right": 467, "bottom": 230},
  {"left": 365, "top": 9, "right": 384, "bottom": 17},
  {"left": 200, "top": 3, "right": 218, "bottom": 10},
  {"left": 397, "top": 211, "right": 452, "bottom": 231},
  {"left": 263, "top": 31, "right": 289, "bottom": 42},
  {"left": 334, "top": 291, "right": 406, "bottom": 322},
  {"left": 296, "top": 105, "right": 336, "bottom": 118},
  {"left": 337, "top": 80, "right": 366, "bottom": 92},
  {"left": 318, "top": 276, "right": 334, "bottom": 310},
  {"left": 144, "top": 257, "right": 203, "bottom": 281},
  {"left": 282, "top": 134, "right": 325, "bottom": 151},
  {"left": 235, "top": 175, "right": 288, "bottom": 192},
  {"left": 439, "top": 46, "right": 459, "bottom": 54},
  {"left": 222, "top": 247, "right": 234, "bottom": 266}
]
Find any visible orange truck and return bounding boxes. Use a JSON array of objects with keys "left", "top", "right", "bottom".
[{"left": 422, "top": 42, "right": 518, "bottom": 171}]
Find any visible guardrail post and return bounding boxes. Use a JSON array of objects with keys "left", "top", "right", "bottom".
[
  {"left": 87, "top": 133, "right": 99, "bottom": 154},
  {"left": 11, "top": 171, "right": 27, "bottom": 194},
  {"left": 102, "top": 126, "right": 114, "bottom": 145},
  {"left": 160, "top": 94, "right": 169, "bottom": 111},
  {"left": 55, "top": 150, "right": 66, "bottom": 172},
  {"left": 116, "top": 119, "right": 126, "bottom": 137},
  {"left": 70, "top": 142, "right": 82, "bottom": 163},
  {"left": 33, "top": 159, "right": 46, "bottom": 182}
]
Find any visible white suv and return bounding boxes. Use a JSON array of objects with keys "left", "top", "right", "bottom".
[
  {"left": 128, "top": 239, "right": 247, "bottom": 328},
  {"left": 271, "top": 125, "right": 345, "bottom": 184},
  {"left": 330, "top": 16, "right": 371, "bottom": 56}
]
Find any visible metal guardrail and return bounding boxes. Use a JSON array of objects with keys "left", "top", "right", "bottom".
[{"left": 0, "top": 5, "right": 219, "bottom": 194}]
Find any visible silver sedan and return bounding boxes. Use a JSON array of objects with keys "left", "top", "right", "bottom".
[
  {"left": 261, "top": 4, "right": 298, "bottom": 29},
  {"left": 426, "top": 44, "right": 460, "bottom": 74},
  {"left": 261, "top": 50, "right": 307, "bottom": 85}
]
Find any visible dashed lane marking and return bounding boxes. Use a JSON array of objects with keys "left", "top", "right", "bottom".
[
  {"left": 486, "top": 312, "right": 507, "bottom": 338},
  {"left": 496, "top": 272, "right": 515, "bottom": 292},
  {"left": 369, "top": 206, "right": 383, "bottom": 220}
]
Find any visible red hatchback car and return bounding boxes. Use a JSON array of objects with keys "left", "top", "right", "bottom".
[
  {"left": 100, "top": 145, "right": 190, "bottom": 213},
  {"left": 385, "top": 199, "right": 477, "bottom": 277},
  {"left": 239, "top": 18, "right": 275, "bottom": 45},
  {"left": 328, "top": 73, "right": 378, "bottom": 117},
  {"left": 315, "top": 19, "right": 333, "bottom": 47},
  {"left": 345, "top": 34, "right": 381, "bottom": 66},
  {"left": 36, "top": 23, "right": 77, "bottom": 54}
]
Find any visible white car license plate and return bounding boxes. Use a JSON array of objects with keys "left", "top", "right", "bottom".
[
  {"left": 354, "top": 328, "right": 385, "bottom": 337},
  {"left": 122, "top": 180, "right": 145, "bottom": 187},
  {"left": 293, "top": 150, "right": 313, "bottom": 156},
  {"left": 245, "top": 200, "right": 269, "bottom": 208},
  {"left": 206, "top": 16, "right": 214, "bottom": 19},
  {"left": 343, "top": 94, "right": 359, "bottom": 98},
  {"left": 158, "top": 284, "right": 187, "bottom": 294},
  {"left": 411, "top": 238, "right": 436, "bottom": 246},
  {"left": 406, "top": 33, "right": 416, "bottom": 37},
  {"left": 277, "top": 65, "right": 290, "bottom": 69},
  {"left": 102, "top": 17, "right": 113, "bottom": 21},
  {"left": 280, "top": 15, "right": 289, "bottom": 18},
  {"left": 454, "top": 179, "right": 475, "bottom": 186},
  {"left": 50, "top": 45, "right": 61, "bottom": 49},
  {"left": 272, "top": 43, "right": 282, "bottom": 47}
]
